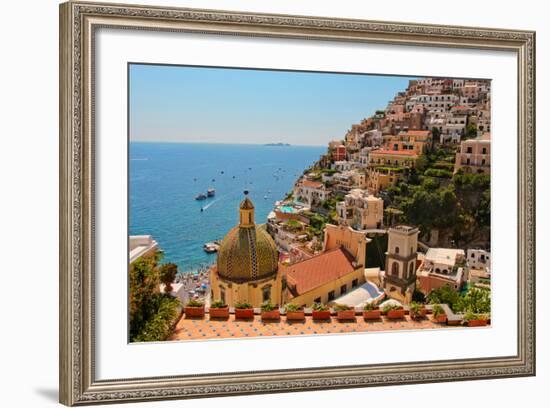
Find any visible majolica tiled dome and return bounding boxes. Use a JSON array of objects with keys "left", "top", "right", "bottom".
[{"left": 216, "top": 194, "right": 278, "bottom": 283}]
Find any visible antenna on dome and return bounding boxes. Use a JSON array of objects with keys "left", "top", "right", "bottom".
[{"left": 244, "top": 190, "right": 249, "bottom": 196}]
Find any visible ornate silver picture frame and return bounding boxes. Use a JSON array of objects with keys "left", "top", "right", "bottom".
[{"left": 59, "top": 1, "right": 535, "bottom": 405}]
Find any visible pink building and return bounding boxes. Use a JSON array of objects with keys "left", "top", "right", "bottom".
[{"left": 454, "top": 133, "right": 491, "bottom": 175}]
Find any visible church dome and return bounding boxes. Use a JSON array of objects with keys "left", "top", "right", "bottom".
[{"left": 216, "top": 193, "right": 279, "bottom": 283}]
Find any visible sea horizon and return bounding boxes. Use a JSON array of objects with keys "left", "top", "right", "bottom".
[{"left": 129, "top": 140, "right": 328, "bottom": 148}]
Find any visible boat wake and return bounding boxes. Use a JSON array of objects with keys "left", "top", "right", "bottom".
[{"left": 201, "top": 199, "right": 219, "bottom": 211}]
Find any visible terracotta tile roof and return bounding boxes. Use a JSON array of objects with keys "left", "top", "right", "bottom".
[
  {"left": 370, "top": 149, "right": 418, "bottom": 157},
  {"left": 401, "top": 130, "right": 431, "bottom": 137},
  {"left": 300, "top": 179, "right": 325, "bottom": 189},
  {"left": 285, "top": 247, "right": 356, "bottom": 295}
]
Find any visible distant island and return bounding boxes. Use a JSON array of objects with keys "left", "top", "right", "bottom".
[{"left": 264, "top": 142, "right": 291, "bottom": 147}]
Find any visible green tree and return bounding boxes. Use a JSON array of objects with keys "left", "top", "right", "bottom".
[
  {"left": 427, "top": 285, "right": 462, "bottom": 311},
  {"left": 457, "top": 287, "right": 491, "bottom": 314},
  {"left": 159, "top": 262, "right": 178, "bottom": 294},
  {"left": 466, "top": 123, "right": 477, "bottom": 138}
]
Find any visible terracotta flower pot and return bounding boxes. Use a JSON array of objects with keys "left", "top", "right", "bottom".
[
  {"left": 184, "top": 306, "right": 205, "bottom": 318},
  {"left": 337, "top": 309, "right": 356, "bottom": 320},
  {"left": 209, "top": 307, "right": 229, "bottom": 319},
  {"left": 433, "top": 314, "right": 447, "bottom": 323},
  {"left": 312, "top": 310, "right": 331, "bottom": 321},
  {"left": 386, "top": 309, "right": 405, "bottom": 319},
  {"left": 286, "top": 310, "right": 305, "bottom": 321},
  {"left": 363, "top": 309, "right": 381, "bottom": 320},
  {"left": 467, "top": 319, "right": 488, "bottom": 327},
  {"left": 261, "top": 309, "right": 280, "bottom": 321},
  {"left": 234, "top": 308, "right": 254, "bottom": 319}
]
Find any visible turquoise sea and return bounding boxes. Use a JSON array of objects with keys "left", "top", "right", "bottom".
[{"left": 129, "top": 142, "right": 325, "bottom": 273}]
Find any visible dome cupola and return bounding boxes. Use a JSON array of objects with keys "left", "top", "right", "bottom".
[{"left": 216, "top": 192, "right": 279, "bottom": 283}]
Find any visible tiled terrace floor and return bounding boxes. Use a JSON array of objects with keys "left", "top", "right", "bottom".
[{"left": 169, "top": 314, "right": 456, "bottom": 341}]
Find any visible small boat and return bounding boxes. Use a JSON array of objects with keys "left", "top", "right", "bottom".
[
  {"left": 232, "top": 175, "right": 236, "bottom": 179},
  {"left": 212, "top": 178, "right": 216, "bottom": 182},
  {"left": 264, "top": 195, "right": 268, "bottom": 199},
  {"left": 203, "top": 242, "right": 220, "bottom": 253},
  {"left": 207, "top": 188, "right": 215, "bottom": 197},
  {"left": 220, "top": 171, "right": 224, "bottom": 174},
  {"left": 200, "top": 207, "right": 204, "bottom": 212},
  {"left": 195, "top": 193, "right": 207, "bottom": 200}
]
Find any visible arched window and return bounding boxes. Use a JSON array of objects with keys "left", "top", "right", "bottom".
[
  {"left": 395, "top": 246, "right": 400, "bottom": 255},
  {"left": 391, "top": 262, "right": 399, "bottom": 276},
  {"left": 408, "top": 262, "right": 414, "bottom": 278}
]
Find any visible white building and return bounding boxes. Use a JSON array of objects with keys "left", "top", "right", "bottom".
[
  {"left": 293, "top": 179, "right": 330, "bottom": 206},
  {"left": 333, "top": 160, "right": 355, "bottom": 172},
  {"left": 422, "top": 248, "right": 465, "bottom": 275},
  {"left": 467, "top": 249, "right": 491, "bottom": 270},
  {"left": 129, "top": 235, "right": 159, "bottom": 263}
]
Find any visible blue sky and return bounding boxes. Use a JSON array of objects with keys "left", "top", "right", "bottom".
[{"left": 129, "top": 64, "right": 416, "bottom": 146}]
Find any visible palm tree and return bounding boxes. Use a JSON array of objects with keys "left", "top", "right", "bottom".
[{"left": 159, "top": 263, "right": 178, "bottom": 294}]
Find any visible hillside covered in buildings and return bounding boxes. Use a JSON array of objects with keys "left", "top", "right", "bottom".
[{"left": 266, "top": 76, "right": 491, "bottom": 304}]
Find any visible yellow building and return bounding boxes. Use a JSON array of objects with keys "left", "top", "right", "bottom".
[
  {"left": 282, "top": 224, "right": 371, "bottom": 306},
  {"left": 382, "top": 225, "right": 419, "bottom": 304},
  {"left": 369, "top": 149, "right": 418, "bottom": 168},
  {"left": 210, "top": 192, "right": 283, "bottom": 307}
]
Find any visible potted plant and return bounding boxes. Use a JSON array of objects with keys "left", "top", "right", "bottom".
[
  {"left": 209, "top": 300, "right": 229, "bottom": 319},
  {"left": 334, "top": 303, "right": 355, "bottom": 320},
  {"left": 285, "top": 303, "right": 305, "bottom": 321},
  {"left": 184, "top": 299, "right": 205, "bottom": 318},
  {"left": 234, "top": 301, "right": 254, "bottom": 319},
  {"left": 362, "top": 302, "right": 381, "bottom": 320},
  {"left": 311, "top": 303, "right": 331, "bottom": 321},
  {"left": 432, "top": 304, "right": 447, "bottom": 323},
  {"left": 409, "top": 302, "right": 427, "bottom": 320},
  {"left": 463, "top": 311, "right": 489, "bottom": 327},
  {"left": 260, "top": 301, "right": 280, "bottom": 321},
  {"left": 382, "top": 303, "right": 405, "bottom": 319}
]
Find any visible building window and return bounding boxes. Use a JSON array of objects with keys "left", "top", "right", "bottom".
[
  {"left": 467, "top": 147, "right": 473, "bottom": 153},
  {"left": 408, "top": 262, "right": 414, "bottom": 278},
  {"left": 395, "top": 246, "right": 400, "bottom": 254},
  {"left": 340, "top": 285, "right": 347, "bottom": 295},
  {"left": 314, "top": 297, "right": 321, "bottom": 304},
  {"left": 220, "top": 288, "right": 226, "bottom": 304},
  {"left": 391, "top": 262, "right": 399, "bottom": 276},
  {"left": 328, "top": 291, "right": 335, "bottom": 301},
  {"left": 352, "top": 279, "right": 359, "bottom": 288},
  {"left": 482, "top": 147, "right": 487, "bottom": 154},
  {"left": 262, "top": 285, "right": 271, "bottom": 302}
]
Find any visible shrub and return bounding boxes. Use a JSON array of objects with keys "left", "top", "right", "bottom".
[
  {"left": 463, "top": 311, "right": 489, "bottom": 322},
  {"left": 432, "top": 304, "right": 445, "bottom": 318},
  {"left": 261, "top": 301, "right": 277, "bottom": 312},
  {"left": 333, "top": 303, "right": 351, "bottom": 311},
  {"left": 133, "top": 295, "right": 180, "bottom": 342},
  {"left": 427, "top": 285, "right": 461, "bottom": 310},
  {"left": 234, "top": 301, "right": 253, "bottom": 309},
  {"left": 363, "top": 303, "right": 378, "bottom": 311},
  {"left": 312, "top": 303, "right": 329, "bottom": 311},
  {"left": 186, "top": 299, "right": 204, "bottom": 307},
  {"left": 210, "top": 300, "right": 227, "bottom": 308},
  {"left": 409, "top": 302, "right": 423, "bottom": 314},
  {"left": 285, "top": 303, "right": 303, "bottom": 312},
  {"left": 381, "top": 303, "right": 402, "bottom": 313}
]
